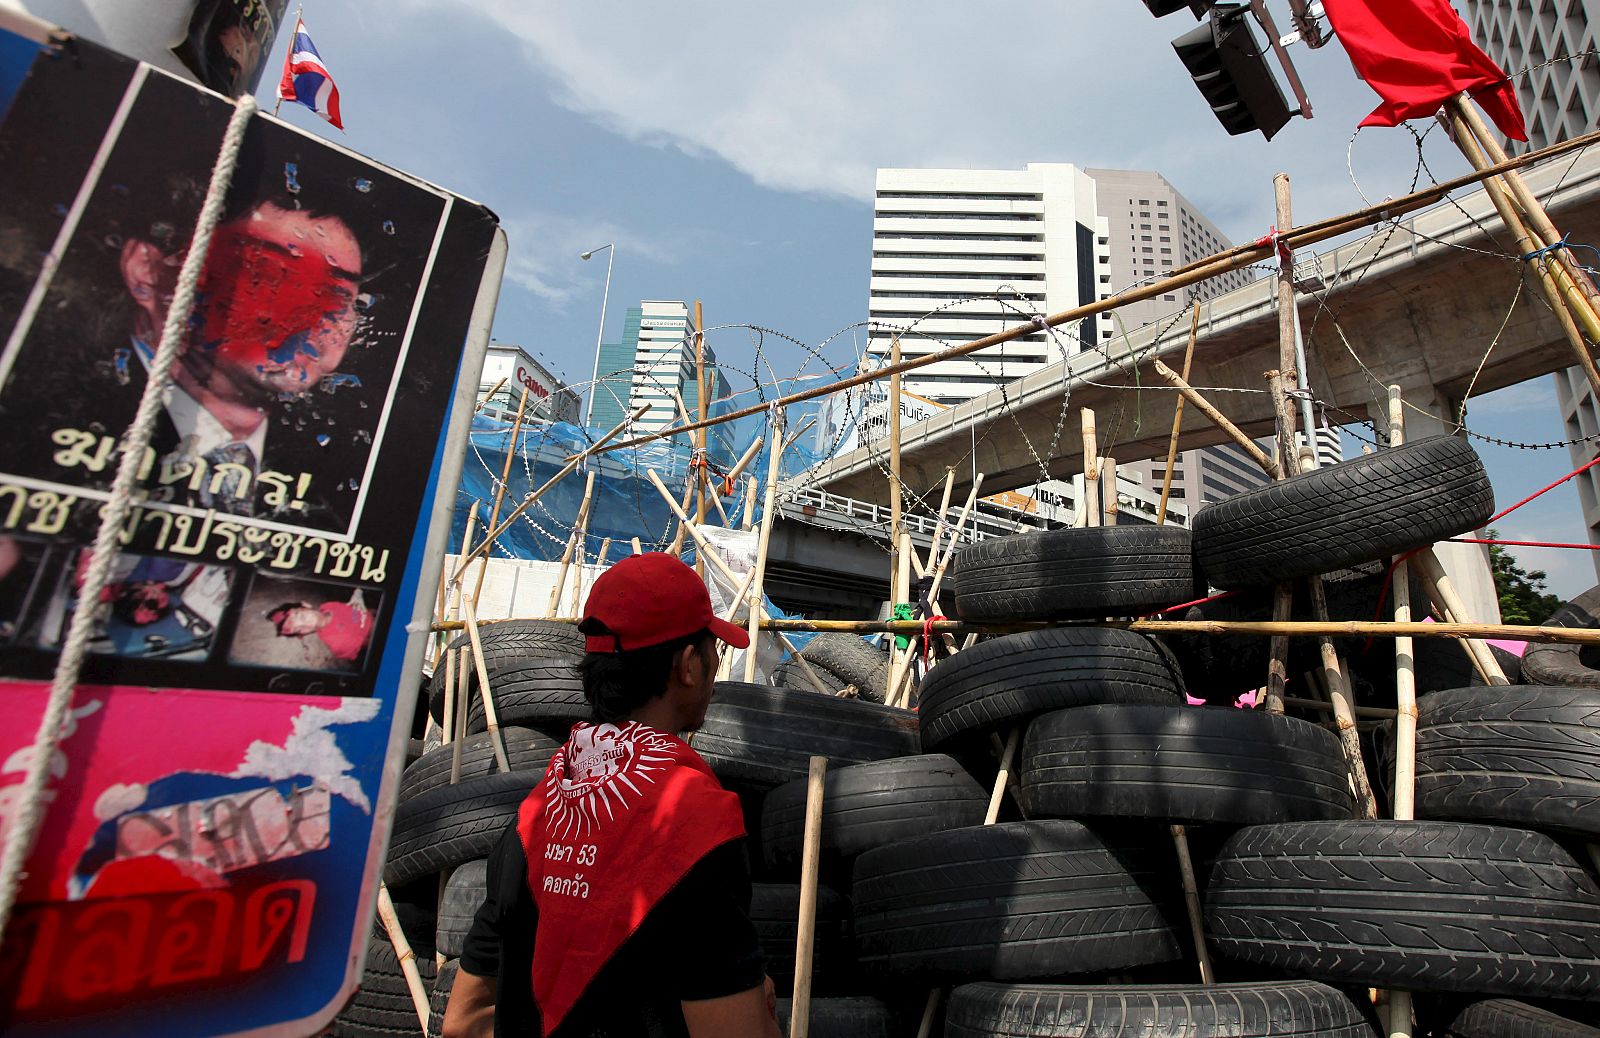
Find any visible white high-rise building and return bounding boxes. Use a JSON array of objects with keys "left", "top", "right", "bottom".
[
  {"left": 1465, "top": 0, "right": 1600, "bottom": 579},
  {"left": 1084, "top": 168, "right": 1255, "bottom": 334},
  {"left": 589, "top": 300, "right": 732, "bottom": 437},
  {"left": 631, "top": 300, "right": 698, "bottom": 433},
  {"left": 866, "top": 162, "right": 1284, "bottom": 514},
  {"left": 867, "top": 164, "right": 1111, "bottom": 406}
]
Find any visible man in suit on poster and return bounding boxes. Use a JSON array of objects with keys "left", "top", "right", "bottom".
[{"left": 116, "top": 193, "right": 365, "bottom": 519}]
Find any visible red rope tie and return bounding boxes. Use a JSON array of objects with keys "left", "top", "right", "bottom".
[
  {"left": 922, "top": 614, "right": 946, "bottom": 668},
  {"left": 1450, "top": 536, "right": 1600, "bottom": 551},
  {"left": 1145, "top": 589, "right": 1238, "bottom": 618}
]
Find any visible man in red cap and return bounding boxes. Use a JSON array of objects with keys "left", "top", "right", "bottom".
[{"left": 443, "top": 554, "right": 783, "bottom": 1038}]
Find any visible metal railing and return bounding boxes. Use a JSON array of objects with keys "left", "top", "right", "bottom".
[{"left": 778, "top": 483, "right": 1049, "bottom": 547}]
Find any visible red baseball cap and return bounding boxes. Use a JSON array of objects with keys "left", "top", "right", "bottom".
[{"left": 579, "top": 553, "right": 752, "bottom": 653}]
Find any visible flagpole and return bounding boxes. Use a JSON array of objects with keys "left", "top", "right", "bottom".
[{"left": 273, "top": 4, "right": 305, "bottom": 118}]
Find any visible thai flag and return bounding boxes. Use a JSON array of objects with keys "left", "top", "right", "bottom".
[{"left": 276, "top": 18, "right": 343, "bottom": 130}]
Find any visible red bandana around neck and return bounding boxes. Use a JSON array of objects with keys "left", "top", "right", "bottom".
[{"left": 516, "top": 721, "right": 744, "bottom": 1035}]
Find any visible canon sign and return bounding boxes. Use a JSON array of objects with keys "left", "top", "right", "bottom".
[{"left": 515, "top": 366, "right": 552, "bottom": 400}]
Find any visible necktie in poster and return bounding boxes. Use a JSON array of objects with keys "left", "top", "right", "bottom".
[{"left": 0, "top": 14, "right": 504, "bottom": 1037}]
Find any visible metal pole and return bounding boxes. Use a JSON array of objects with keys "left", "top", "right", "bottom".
[{"left": 582, "top": 243, "right": 616, "bottom": 426}]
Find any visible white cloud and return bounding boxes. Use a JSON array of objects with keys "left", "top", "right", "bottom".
[
  {"left": 497, "top": 209, "right": 674, "bottom": 306},
  {"left": 411, "top": 1, "right": 1453, "bottom": 229}
]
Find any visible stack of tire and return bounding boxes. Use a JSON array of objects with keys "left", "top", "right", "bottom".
[
  {"left": 331, "top": 619, "right": 582, "bottom": 1037},
  {"left": 857, "top": 436, "right": 1600, "bottom": 1036}
]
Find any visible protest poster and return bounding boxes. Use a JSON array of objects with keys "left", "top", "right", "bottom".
[{"left": 0, "top": 14, "right": 505, "bottom": 1035}]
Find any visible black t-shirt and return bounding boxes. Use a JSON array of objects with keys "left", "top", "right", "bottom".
[{"left": 460, "top": 822, "right": 766, "bottom": 1037}]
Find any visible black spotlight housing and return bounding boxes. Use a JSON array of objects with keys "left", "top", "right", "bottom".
[{"left": 1172, "top": 4, "right": 1293, "bottom": 139}]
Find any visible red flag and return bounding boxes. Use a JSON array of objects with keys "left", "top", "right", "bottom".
[{"left": 1321, "top": 0, "right": 1527, "bottom": 141}]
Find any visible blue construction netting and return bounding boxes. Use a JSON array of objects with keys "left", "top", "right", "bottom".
[{"left": 448, "top": 387, "right": 838, "bottom": 568}]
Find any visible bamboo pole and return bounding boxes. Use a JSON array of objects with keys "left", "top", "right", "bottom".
[
  {"left": 790, "top": 756, "right": 828, "bottom": 1038},
  {"left": 706, "top": 482, "right": 733, "bottom": 529},
  {"left": 716, "top": 563, "right": 761, "bottom": 682},
  {"left": 546, "top": 471, "right": 597, "bottom": 617},
  {"left": 887, "top": 529, "right": 914, "bottom": 703},
  {"left": 984, "top": 728, "right": 1021, "bottom": 825},
  {"left": 925, "top": 469, "right": 958, "bottom": 567},
  {"left": 1153, "top": 359, "right": 1279, "bottom": 477},
  {"left": 1455, "top": 96, "right": 1600, "bottom": 307},
  {"left": 1389, "top": 992, "right": 1414, "bottom": 1038},
  {"left": 567, "top": 491, "right": 599, "bottom": 619},
  {"left": 888, "top": 336, "right": 904, "bottom": 623},
  {"left": 1101, "top": 456, "right": 1118, "bottom": 525},
  {"left": 476, "top": 385, "right": 532, "bottom": 605},
  {"left": 1447, "top": 102, "right": 1600, "bottom": 399},
  {"left": 914, "top": 990, "right": 944, "bottom": 1038},
  {"left": 1152, "top": 307, "right": 1209, "bottom": 972},
  {"left": 927, "top": 475, "right": 985, "bottom": 611},
  {"left": 746, "top": 410, "right": 785, "bottom": 682},
  {"left": 449, "top": 644, "right": 470, "bottom": 783},
  {"left": 742, "top": 476, "right": 758, "bottom": 531},
  {"left": 453, "top": 404, "right": 648, "bottom": 583},
  {"left": 1389, "top": 388, "right": 1419, "bottom": 822},
  {"left": 1265, "top": 585, "right": 1292, "bottom": 715},
  {"left": 725, "top": 435, "right": 766, "bottom": 488},
  {"left": 591, "top": 124, "right": 1600, "bottom": 457},
  {"left": 1171, "top": 824, "right": 1215, "bottom": 984},
  {"left": 576, "top": 537, "right": 612, "bottom": 619},
  {"left": 1294, "top": 577, "right": 1374, "bottom": 816},
  {"left": 694, "top": 302, "right": 710, "bottom": 553},
  {"left": 376, "top": 883, "right": 431, "bottom": 1034},
  {"left": 475, "top": 376, "right": 508, "bottom": 412},
  {"left": 1264, "top": 370, "right": 1302, "bottom": 479},
  {"left": 782, "top": 415, "right": 818, "bottom": 457},
  {"left": 888, "top": 475, "right": 985, "bottom": 707},
  {"left": 460, "top": 596, "right": 511, "bottom": 774},
  {"left": 1262, "top": 361, "right": 1372, "bottom": 810},
  {"left": 644, "top": 469, "right": 831, "bottom": 691},
  {"left": 668, "top": 474, "right": 695, "bottom": 557},
  {"left": 434, "top": 613, "right": 1600, "bottom": 647},
  {"left": 1275, "top": 174, "right": 1318, "bottom": 441},
  {"left": 1412, "top": 549, "right": 1511, "bottom": 684},
  {"left": 1157, "top": 306, "right": 1202, "bottom": 526},
  {"left": 1081, "top": 409, "right": 1101, "bottom": 527},
  {"left": 438, "top": 509, "right": 477, "bottom": 750}
]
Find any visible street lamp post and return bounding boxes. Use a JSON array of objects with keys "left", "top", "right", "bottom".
[{"left": 581, "top": 243, "right": 615, "bottom": 427}]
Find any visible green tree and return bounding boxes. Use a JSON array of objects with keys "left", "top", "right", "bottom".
[{"left": 1486, "top": 528, "right": 1564, "bottom": 624}]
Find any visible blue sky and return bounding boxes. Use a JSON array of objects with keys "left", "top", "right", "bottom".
[{"left": 257, "top": 1, "right": 1597, "bottom": 600}]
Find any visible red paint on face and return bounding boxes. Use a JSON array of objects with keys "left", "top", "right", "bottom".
[{"left": 189, "top": 203, "right": 362, "bottom": 400}]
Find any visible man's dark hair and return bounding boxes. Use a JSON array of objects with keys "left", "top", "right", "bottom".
[
  {"left": 578, "top": 626, "right": 715, "bottom": 724},
  {"left": 266, "top": 600, "right": 311, "bottom": 635}
]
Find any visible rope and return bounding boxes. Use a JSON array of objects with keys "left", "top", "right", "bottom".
[
  {"left": 0, "top": 94, "right": 258, "bottom": 943},
  {"left": 1486, "top": 452, "right": 1600, "bottom": 525},
  {"left": 1521, "top": 232, "right": 1572, "bottom": 262},
  {"left": 1450, "top": 536, "right": 1600, "bottom": 551},
  {"left": 1145, "top": 588, "right": 1240, "bottom": 618}
]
